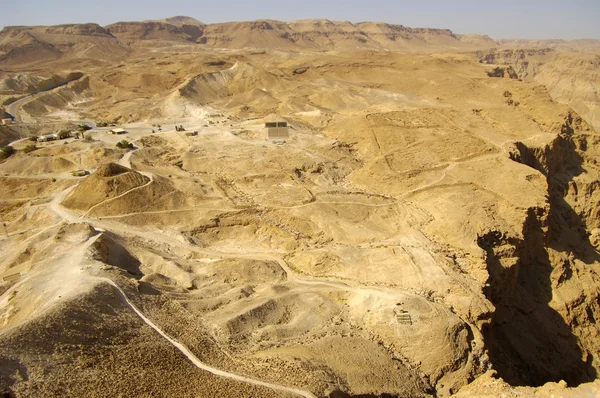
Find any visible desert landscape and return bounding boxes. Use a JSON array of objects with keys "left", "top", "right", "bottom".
[{"left": 1, "top": 14, "right": 600, "bottom": 397}]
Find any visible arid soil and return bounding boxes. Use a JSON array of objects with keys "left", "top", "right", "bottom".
[{"left": 1, "top": 16, "right": 600, "bottom": 398}]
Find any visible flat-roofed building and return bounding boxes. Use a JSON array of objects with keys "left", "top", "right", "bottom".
[{"left": 264, "top": 114, "right": 289, "bottom": 139}]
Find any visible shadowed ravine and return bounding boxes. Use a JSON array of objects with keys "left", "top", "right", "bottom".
[
  {"left": 480, "top": 209, "right": 596, "bottom": 386},
  {"left": 481, "top": 121, "right": 600, "bottom": 387}
]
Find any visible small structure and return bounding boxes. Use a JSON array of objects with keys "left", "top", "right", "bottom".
[
  {"left": 264, "top": 114, "right": 289, "bottom": 140},
  {"left": 37, "top": 133, "right": 58, "bottom": 142},
  {"left": 3, "top": 272, "right": 21, "bottom": 283},
  {"left": 394, "top": 307, "right": 413, "bottom": 325},
  {"left": 109, "top": 128, "right": 127, "bottom": 135},
  {"left": 71, "top": 169, "right": 88, "bottom": 177},
  {"left": 176, "top": 125, "right": 186, "bottom": 132},
  {"left": 1, "top": 118, "right": 13, "bottom": 126}
]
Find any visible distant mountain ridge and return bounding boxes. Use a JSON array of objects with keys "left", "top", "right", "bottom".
[
  {"left": 1, "top": 16, "right": 599, "bottom": 67},
  {"left": 105, "top": 17, "right": 500, "bottom": 51}
]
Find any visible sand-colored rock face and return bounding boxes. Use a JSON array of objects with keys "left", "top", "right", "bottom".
[
  {"left": 477, "top": 49, "right": 600, "bottom": 130},
  {"left": 1, "top": 16, "right": 600, "bottom": 398}
]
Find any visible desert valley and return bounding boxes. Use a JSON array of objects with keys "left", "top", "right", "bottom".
[{"left": 1, "top": 15, "right": 600, "bottom": 397}]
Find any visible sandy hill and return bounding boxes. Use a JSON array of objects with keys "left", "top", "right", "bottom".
[
  {"left": 0, "top": 31, "right": 62, "bottom": 67},
  {"left": 0, "top": 72, "right": 84, "bottom": 95},
  {"left": 105, "top": 21, "right": 204, "bottom": 43},
  {"left": 152, "top": 16, "right": 206, "bottom": 27},
  {"left": 61, "top": 162, "right": 150, "bottom": 211},
  {"left": 0, "top": 23, "right": 129, "bottom": 66}
]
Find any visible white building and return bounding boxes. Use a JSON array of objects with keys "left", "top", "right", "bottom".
[
  {"left": 1, "top": 118, "right": 12, "bottom": 126},
  {"left": 110, "top": 128, "right": 127, "bottom": 135},
  {"left": 37, "top": 134, "right": 58, "bottom": 142}
]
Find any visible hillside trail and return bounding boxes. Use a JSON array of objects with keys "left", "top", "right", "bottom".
[
  {"left": 98, "top": 276, "right": 316, "bottom": 398},
  {"left": 46, "top": 139, "right": 471, "bottom": 302},
  {"left": 38, "top": 145, "right": 318, "bottom": 397},
  {"left": 82, "top": 173, "right": 154, "bottom": 217},
  {"left": 82, "top": 145, "right": 154, "bottom": 217},
  {"left": 45, "top": 197, "right": 317, "bottom": 396},
  {"left": 48, "top": 179, "right": 448, "bottom": 318},
  {"left": 37, "top": 125, "right": 480, "bottom": 396},
  {"left": 43, "top": 187, "right": 430, "bottom": 398}
]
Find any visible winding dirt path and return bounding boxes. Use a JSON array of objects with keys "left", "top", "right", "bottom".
[
  {"left": 83, "top": 172, "right": 153, "bottom": 217},
  {"left": 100, "top": 277, "right": 316, "bottom": 398},
  {"left": 39, "top": 148, "right": 317, "bottom": 397}
]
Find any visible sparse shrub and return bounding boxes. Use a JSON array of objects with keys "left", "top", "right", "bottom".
[
  {"left": 28, "top": 136, "right": 38, "bottom": 142},
  {"left": 77, "top": 124, "right": 91, "bottom": 132},
  {"left": 83, "top": 134, "right": 92, "bottom": 141},
  {"left": 487, "top": 67, "right": 505, "bottom": 78},
  {"left": 58, "top": 130, "right": 71, "bottom": 139},
  {"left": 23, "top": 144, "right": 37, "bottom": 154},
  {"left": 0, "top": 145, "right": 15, "bottom": 160},
  {"left": 97, "top": 121, "right": 109, "bottom": 127},
  {"left": 503, "top": 90, "right": 512, "bottom": 98},
  {"left": 51, "top": 178, "right": 56, "bottom": 182},
  {"left": 116, "top": 140, "right": 133, "bottom": 150}
]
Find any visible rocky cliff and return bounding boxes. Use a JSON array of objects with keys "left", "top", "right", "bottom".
[
  {"left": 477, "top": 49, "right": 600, "bottom": 130},
  {"left": 478, "top": 113, "right": 600, "bottom": 386}
]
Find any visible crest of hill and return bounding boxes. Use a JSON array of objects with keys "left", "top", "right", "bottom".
[
  {"left": 61, "top": 162, "right": 150, "bottom": 211},
  {"left": 0, "top": 23, "right": 128, "bottom": 65},
  {"left": 0, "top": 23, "right": 116, "bottom": 44},
  {"left": 105, "top": 21, "right": 203, "bottom": 42},
  {"left": 171, "top": 61, "right": 284, "bottom": 107},
  {"left": 94, "top": 162, "right": 132, "bottom": 177},
  {"left": 153, "top": 16, "right": 206, "bottom": 27}
]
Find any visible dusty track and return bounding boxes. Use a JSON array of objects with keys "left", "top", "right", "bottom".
[
  {"left": 41, "top": 149, "right": 322, "bottom": 397},
  {"left": 100, "top": 277, "right": 316, "bottom": 398}
]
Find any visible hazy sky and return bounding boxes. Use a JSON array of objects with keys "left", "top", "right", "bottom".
[{"left": 1, "top": 0, "right": 599, "bottom": 40}]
